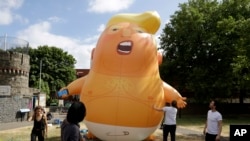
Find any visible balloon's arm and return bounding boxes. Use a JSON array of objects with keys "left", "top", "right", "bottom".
[
  {"left": 163, "top": 81, "right": 187, "bottom": 108},
  {"left": 57, "top": 75, "right": 87, "bottom": 98}
]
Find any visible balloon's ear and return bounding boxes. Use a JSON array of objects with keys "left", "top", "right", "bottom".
[
  {"left": 91, "top": 48, "right": 95, "bottom": 60},
  {"left": 157, "top": 51, "right": 162, "bottom": 65},
  {"left": 90, "top": 48, "right": 95, "bottom": 67}
]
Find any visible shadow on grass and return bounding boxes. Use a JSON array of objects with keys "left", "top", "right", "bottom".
[{"left": 46, "top": 136, "right": 61, "bottom": 141}]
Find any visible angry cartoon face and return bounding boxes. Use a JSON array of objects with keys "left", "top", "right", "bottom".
[{"left": 91, "top": 22, "right": 158, "bottom": 76}]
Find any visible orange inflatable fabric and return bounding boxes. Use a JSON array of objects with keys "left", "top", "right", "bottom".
[{"left": 59, "top": 11, "right": 186, "bottom": 141}]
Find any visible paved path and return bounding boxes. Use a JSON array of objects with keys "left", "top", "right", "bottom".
[{"left": 0, "top": 113, "right": 66, "bottom": 131}]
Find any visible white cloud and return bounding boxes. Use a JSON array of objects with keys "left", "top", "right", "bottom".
[
  {"left": 14, "top": 14, "right": 29, "bottom": 24},
  {"left": 48, "top": 16, "right": 65, "bottom": 23},
  {"left": 83, "top": 35, "right": 100, "bottom": 44},
  {"left": 17, "top": 21, "right": 97, "bottom": 69},
  {"left": 82, "top": 24, "right": 104, "bottom": 43},
  {"left": 0, "top": 0, "right": 23, "bottom": 9},
  {"left": 97, "top": 24, "right": 105, "bottom": 32},
  {"left": 87, "top": 0, "right": 135, "bottom": 13},
  {"left": 0, "top": 0, "right": 25, "bottom": 25},
  {"left": 0, "top": 9, "right": 13, "bottom": 25}
]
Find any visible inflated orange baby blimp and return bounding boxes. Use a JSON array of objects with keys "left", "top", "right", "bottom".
[{"left": 58, "top": 11, "right": 186, "bottom": 141}]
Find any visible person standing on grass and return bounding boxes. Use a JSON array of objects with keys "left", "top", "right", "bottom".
[
  {"left": 61, "top": 101, "right": 86, "bottom": 141},
  {"left": 29, "top": 106, "right": 48, "bottom": 141},
  {"left": 154, "top": 100, "right": 178, "bottom": 141},
  {"left": 203, "top": 100, "right": 222, "bottom": 141},
  {"left": 159, "top": 102, "right": 171, "bottom": 129}
]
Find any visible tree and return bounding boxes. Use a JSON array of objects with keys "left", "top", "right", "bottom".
[
  {"left": 159, "top": 0, "right": 250, "bottom": 103},
  {"left": 29, "top": 45, "right": 76, "bottom": 103},
  {"left": 222, "top": 0, "right": 250, "bottom": 103}
]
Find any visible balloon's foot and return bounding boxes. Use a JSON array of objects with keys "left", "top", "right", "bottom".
[
  {"left": 143, "top": 135, "right": 155, "bottom": 141},
  {"left": 84, "top": 132, "right": 99, "bottom": 140}
]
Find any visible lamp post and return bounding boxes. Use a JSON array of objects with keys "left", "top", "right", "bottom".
[
  {"left": 39, "top": 60, "right": 42, "bottom": 91},
  {"left": 4, "top": 34, "right": 7, "bottom": 51}
]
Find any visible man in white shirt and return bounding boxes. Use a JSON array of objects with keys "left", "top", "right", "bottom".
[
  {"left": 203, "top": 100, "right": 222, "bottom": 141},
  {"left": 154, "top": 100, "right": 178, "bottom": 141}
]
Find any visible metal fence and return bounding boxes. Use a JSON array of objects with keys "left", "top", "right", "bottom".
[{"left": 0, "top": 36, "right": 29, "bottom": 54}]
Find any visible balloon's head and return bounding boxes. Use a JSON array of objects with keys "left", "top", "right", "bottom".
[{"left": 91, "top": 11, "right": 162, "bottom": 76}]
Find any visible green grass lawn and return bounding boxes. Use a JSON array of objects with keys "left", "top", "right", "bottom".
[
  {"left": 0, "top": 125, "right": 62, "bottom": 141},
  {"left": 0, "top": 115, "right": 249, "bottom": 141},
  {"left": 176, "top": 114, "right": 250, "bottom": 137}
]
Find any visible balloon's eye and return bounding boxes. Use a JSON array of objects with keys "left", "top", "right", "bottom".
[
  {"left": 136, "top": 29, "right": 144, "bottom": 33},
  {"left": 134, "top": 27, "right": 145, "bottom": 33},
  {"left": 108, "top": 25, "right": 121, "bottom": 34},
  {"left": 112, "top": 28, "right": 119, "bottom": 31}
]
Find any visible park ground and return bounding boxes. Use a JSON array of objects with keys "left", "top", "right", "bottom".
[{"left": 1, "top": 114, "right": 249, "bottom": 141}]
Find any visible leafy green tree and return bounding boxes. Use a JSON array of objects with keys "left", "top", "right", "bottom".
[
  {"left": 221, "top": 0, "right": 250, "bottom": 103},
  {"left": 159, "top": 0, "right": 250, "bottom": 103},
  {"left": 212, "top": 0, "right": 250, "bottom": 103},
  {"left": 29, "top": 45, "right": 76, "bottom": 103}
]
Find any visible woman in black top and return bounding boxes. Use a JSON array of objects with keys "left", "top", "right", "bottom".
[{"left": 29, "top": 106, "right": 48, "bottom": 141}]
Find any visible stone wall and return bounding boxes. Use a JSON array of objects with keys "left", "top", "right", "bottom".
[
  {"left": 0, "top": 51, "right": 33, "bottom": 122},
  {"left": 0, "top": 96, "right": 32, "bottom": 123},
  {"left": 0, "top": 51, "right": 30, "bottom": 86}
]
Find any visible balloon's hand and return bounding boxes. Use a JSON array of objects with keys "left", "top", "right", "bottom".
[
  {"left": 177, "top": 97, "right": 187, "bottom": 109},
  {"left": 57, "top": 89, "right": 69, "bottom": 98}
]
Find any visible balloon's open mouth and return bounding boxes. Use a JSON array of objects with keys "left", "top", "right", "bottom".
[{"left": 117, "top": 41, "right": 133, "bottom": 55}]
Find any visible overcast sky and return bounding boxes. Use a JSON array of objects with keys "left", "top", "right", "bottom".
[{"left": 0, "top": 0, "right": 188, "bottom": 69}]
